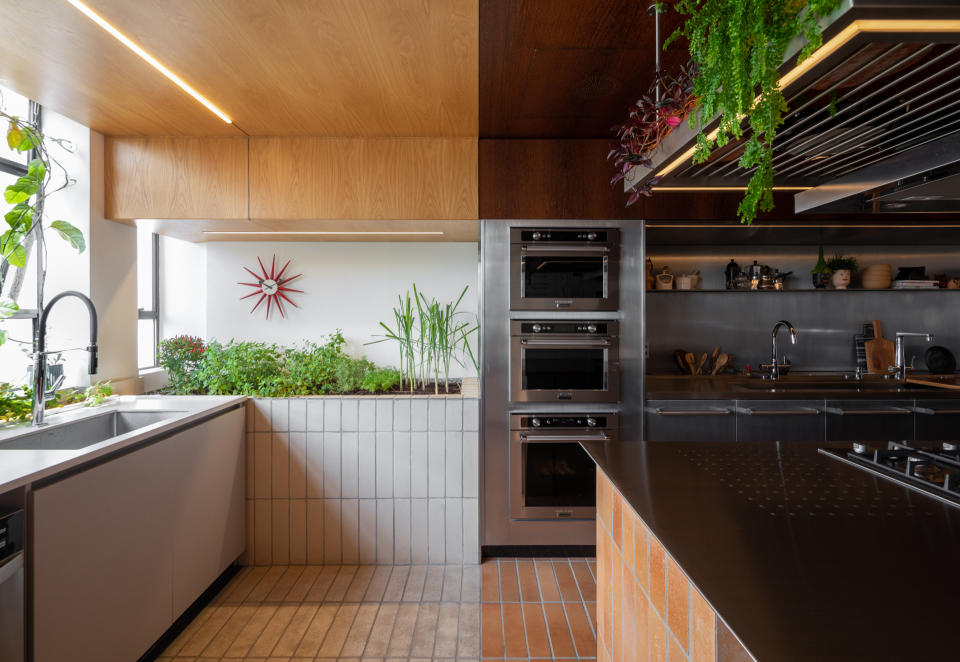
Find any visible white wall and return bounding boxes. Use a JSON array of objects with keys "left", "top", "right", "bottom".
[
  {"left": 204, "top": 242, "right": 479, "bottom": 375},
  {"left": 159, "top": 235, "right": 207, "bottom": 340}
]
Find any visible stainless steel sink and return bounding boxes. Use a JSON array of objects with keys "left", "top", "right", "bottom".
[
  {"left": 737, "top": 380, "right": 927, "bottom": 392},
  {"left": 0, "top": 411, "right": 185, "bottom": 450}
]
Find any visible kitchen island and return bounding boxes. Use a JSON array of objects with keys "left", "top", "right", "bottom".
[{"left": 582, "top": 439, "right": 960, "bottom": 662}]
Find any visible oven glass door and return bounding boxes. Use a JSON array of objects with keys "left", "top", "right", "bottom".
[
  {"left": 521, "top": 252, "right": 607, "bottom": 301},
  {"left": 523, "top": 346, "right": 606, "bottom": 391},
  {"left": 510, "top": 433, "right": 600, "bottom": 519}
]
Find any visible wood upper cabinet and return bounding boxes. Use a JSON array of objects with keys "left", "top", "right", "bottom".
[
  {"left": 249, "top": 137, "right": 478, "bottom": 220},
  {"left": 105, "top": 136, "right": 249, "bottom": 220}
]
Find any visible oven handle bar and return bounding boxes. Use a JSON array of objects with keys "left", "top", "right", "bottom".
[
  {"left": 521, "top": 245, "right": 610, "bottom": 254},
  {"left": 518, "top": 432, "right": 609, "bottom": 441},
  {"left": 519, "top": 338, "right": 611, "bottom": 347}
]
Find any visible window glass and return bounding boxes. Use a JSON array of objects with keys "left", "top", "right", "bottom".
[
  {"left": 138, "top": 318, "right": 156, "bottom": 369},
  {"left": 137, "top": 226, "right": 158, "bottom": 369},
  {"left": 137, "top": 226, "right": 154, "bottom": 310},
  {"left": 0, "top": 318, "right": 34, "bottom": 384},
  {"left": 0, "top": 85, "right": 31, "bottom": 165}
]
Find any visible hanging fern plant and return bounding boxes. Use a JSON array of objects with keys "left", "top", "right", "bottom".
[{"left": 667, "top": 0, "right": 842, "bottom": 224}]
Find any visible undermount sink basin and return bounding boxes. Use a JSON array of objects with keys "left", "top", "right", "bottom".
[
  {"left": 0, "top": 410, "right": 185, "bottom": 451},
  {"left": 737, "top": 380, "right": 926, "bottom": 392}
]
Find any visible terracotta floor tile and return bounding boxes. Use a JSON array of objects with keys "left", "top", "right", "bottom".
[
  {"left": 410, "top": 603, "right": 440, "bottom": 657},
  {"left": 362, "top": 565, "right": 394, "bottom": 602},
  {"left": 535, "top": 560, "right": 562, "bottom": 602},
  {"left": 200, "top": 604, "right": 258, "bottom": 657},
  {"left": 178, "top": 605, "right": 236, "bottom": 656},
  {"left": 382, "top": 565, "right": 410, "bottom": 602},
  {"left": 585, "top": 601, "right": 597, "bottom": 633},
  {"left": 218, "top": 566, "right": 263, "bottom": 603},
  {"left": 623, "top": 571, "right": 636, "bottom": 662},
  {"left": 667, "top": 558, "right": 691, "bottom": 654},
  {"left": 402, "top": 565, "right": 428, "bottom": 602},
  {"left": 303, "top": 565, "right": 341, "bottom": 602},
  {"left": 553, "top": 561, "right": 582, "bottom": 602},
  {"left": 543, "top": 602, "right": 577, "bottom": 658},
  {"left": 224, "top": 605, "right": 278, "bottom": 657},
  {"left": 502, "top": 602, "right": 528, "bottom": 658},
  {"left": 324, "top": 565, "right": 359, "bottom": 602},
  {"left": 691, "top": 589, "right": 716, "bottom": 662},
  {"left": 649, "top": 538, "right": 667, "bottom": 619},
  {"left": 246, "top": 566, "right": 287, "bottom": 602},
  {"left": 316, "top": 603, "right": 360, "bottom": 657},
  {"left": 635, "top": 520, "right": 650, "bottom": 595},
  {"left": 435, "top": 601, "right": 460, "bottom": 657},
  {"left": 636, "top": 587, "right": 650, "bottom": 662},
  {"left": 341, "top": 603, "right": 380, "bottom": 656},
  {"left": 565, "top": 602, "right": 597, "bottom": 659},
  {"left": 363, "top": 603, "right": 399, "bottom": 657},
  {"left": 481, "top": 560, "right": 500, "bottom": 602},
  {"left": 518, "top": 561, "right": 541, "bottom": 602},
  {"left": 248, "top": 604, "right": 298, "bottom": 657},
  {"left": 522, "top": 603, "right": 552, "bottom": 658},
  {"left": 649, "top": 602, "right": 666, "bottom": 662},
  {"left": 480, "top": 602, "right": 504, "bottom": 657},
  {"left": 344, "top": 565, "right": 376, "bottom": 602},
  {"left": 162, "top": 603, "right": 214, "bottom": 656},
  {"left": 422, "top": 565, "right": 446, "bottom": 601},
  {"left": 498, "top": 558, "right": 521, "bottom": 602},
  {"left": 668, "top": 632, "right": 688, "bottom": 662},
  {"left": 572, "top": 562, "right": 597, "bottom": 602},
  {"left": 386, "top": 603, "right": 419, "bottom": 657},
  {"left": 292, "top": 604, "right": 337, "bottom": 657},
  {"left": 265, "top": 565, "right": 306, "bottom": 602},
  {"left": 612, "top": 491, "right": 623, "bottom": 550},
  {"left": 612, "top": 556, "right": 623, "bottom": 662},
  {"left": 458, "top": 602, "right": 482, "bottom": 658},
  {"left": 622, "top": 509, "right": 636, "bottom": 578},
  {"left": 442, "top": 565, "right": 464, "bottom": 602},
  {"left": 282, "top": 565, "right": 324, "bottom": 602},
  {"left": 271, "top": 604, "right": 319, "bottom": 657}
]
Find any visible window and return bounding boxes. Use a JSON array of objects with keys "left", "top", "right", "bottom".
[{"left": 137, "top": 229, "right": 160, "bottom": 369}]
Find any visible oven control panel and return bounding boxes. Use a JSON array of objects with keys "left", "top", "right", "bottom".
[
  {"left": 512, "top": 414, "right": 619, "bottom": 430},
  {"left": 518, "top": 321, "right": 610, "bottom": 335},
  {"left": 518, "top": 229, "right": 608, "bottom": 242}
]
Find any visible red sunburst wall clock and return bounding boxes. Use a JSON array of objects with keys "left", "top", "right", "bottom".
[{"left": 238, "top": 255, "right": 304, "bottom": 319}]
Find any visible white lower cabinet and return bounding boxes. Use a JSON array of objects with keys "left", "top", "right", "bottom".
[{"left": 31, "top": 408, "right": 245, "bottom": 662}]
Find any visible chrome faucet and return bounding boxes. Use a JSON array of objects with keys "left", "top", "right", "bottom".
[
  {"left": 767, "top": 320, "right": 797, "bottom": 380},
  {"left": 893, "top": 331, "right": 933, "bottom": 382},
  {"left": 32, "top": 291, "right": 99, "bottom": 426}
]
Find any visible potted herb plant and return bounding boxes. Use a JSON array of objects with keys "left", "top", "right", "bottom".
[{"left": 826, "top": 253, "right": 857, "bottom": 290}]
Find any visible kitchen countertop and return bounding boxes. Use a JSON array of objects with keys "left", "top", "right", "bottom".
[
  {"left": 646, "top": 372, "right": 960, "bottom": 400},
  {"left": 581, "top": 439, "right": 960, "bottom": 662},
  {"left": 0, "top": 395, "right": 246, "bottom": 493}
]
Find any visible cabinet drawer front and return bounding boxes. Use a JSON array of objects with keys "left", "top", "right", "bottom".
[
  {"left": 645, "top": 401, "right": 736, "bottom": 441},
  {"left": 825, "top": 401, "right": 914, "bottom": 442},
  {"left": 736, "top": 400, "right": 825, "bottom": 442}
]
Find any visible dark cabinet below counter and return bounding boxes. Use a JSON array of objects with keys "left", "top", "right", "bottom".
[{"left": 646, "top": 397, "right": 960, "bottom": 442}]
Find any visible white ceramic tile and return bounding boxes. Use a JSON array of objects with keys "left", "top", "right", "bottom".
[
  {"left": 393, "top": 498, "right": 411, "bottom": 564},
  {"left": 428, "top": 498, "right": 446, "bottom": 564},
  {"left": 271, "top": 399, "right": 289, "bottom": 432},
  {"left": 306, "top": 399, "right": 324, "bottom": 431},
  {"left": 359, "top": 399, "right": 376, "bottom": 431},
  {"left": 307, "top": 499, "right": 324, "bottom": 564},
  {"left": 446, "top": 399, "right": 463, "bottom": 430},
  {"left": 289, "top": 432, "right": 307, "bottom": 499},
  {"left": 411, "top": 399, "right": 429, "bottom": 431},
  {"left": 253, "top": 399, "right": 271, "bottom": 431},
  {"left": 463, "top": 398, "right": 479, "bottom": 431},
  {"left": 289, "top": 499, "right": 307, "bottom": 564},
  {"left": 445, "top": 431, "right": 462, "bottom": 498},
  {"left": 322, "top": 433, "right": 341, "bottom": 499},
  {"left": 254, "top": 432, "right": 272, "bottom": 500},
  {"left": 410, "top": 499, "right": 429, "bottom": 564},
  {"left": 341, "top": 432, "right": 360, "bottom": 498},
  {"left": 242, "top": 498, "right": 255, "bottom": 565},
  {"left": 428, "top": 398, "right": 446, "bottom": 431},
  {"left": 288, "top": 399, "right": 307, "bottom": 432},
  {"left": 271, "top": 432, "right": 289, "bottom": 498},
  {"left": 341, "top": 398, "right": 359, "bottom": 432},
  {"left": 376, "top": 498, "right": 394, "bottom": 564},
  {"left": 376, "top": 399, "right": 393, "bottom": 431},
  {"left": 245, "top": 433, "right": 255, "bottom": 499},
  {"left": 358, "top": 498, "right": 377, "bottom": 564},
  {"left": 463, "top": 498, "right": 480, "bottom": 564},
  {"left": 444, "top": 498, "right": 462, "bottom": 564},
  {"left": 410, "top": 432, "right": 429, "bottom": 498},
  {"left": 306, "top": 432, "right": 323, "bottom": 499},
  {"left": 428, "top": 431, "right": 445, "bottom": 497},
  {"left": 358, "top": 432, "right": 377, "bottom": 498},
  {"left": 324, "top": 398, "right": 341, "bottom": 431},
  {"left": 462, "top": 432, "right": 479, "bottom": 498},
  {"left": 245, "top": 400, "right": 255, "bottom": 432},
  {"left": 341, "top": 498, "right": 360, "bottom": 564},
  {"left": 323, "top": 499, "right": 341, "bottom": 564},
  {"left": 393, "top": 431, "right": 411, "bottom": 498},
  {"left": 254, "top": 499, "right": 272, "bottom": 565},
  {"left": 272, "top": 499, "right": 290, "bottom": 564},
  {"left": 376, "top": 431, "right": 393, "bottom": 498},
  {"left": 394, "top": 398, "right": 411, "bottom": 431}
]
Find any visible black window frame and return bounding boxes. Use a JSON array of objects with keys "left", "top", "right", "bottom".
[{"left": 137, "top": 231, "right": 160, "bottom": 369}]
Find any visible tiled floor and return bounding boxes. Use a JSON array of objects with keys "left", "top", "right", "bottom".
[
  {"left": 157, "top": 559, "right": 596, "bottom": 662},
  {"left": 158, "top": 564, "right": 481, "bottom": 661},
  {"left": 480, "top": 558, "right": 598, "bottom": 662}
]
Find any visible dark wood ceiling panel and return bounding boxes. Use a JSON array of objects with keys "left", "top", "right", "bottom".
[{"left": 480, "top": 0, "right": 687, "bottom": 138}]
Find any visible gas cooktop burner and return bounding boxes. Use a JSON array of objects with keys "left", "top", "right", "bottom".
[{"left": 819, "top": 442, "right": 960, "bottom": 508}]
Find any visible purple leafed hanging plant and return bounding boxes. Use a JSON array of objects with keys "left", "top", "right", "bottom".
[{"left": 608, "top": 61, "right": 698, "bottom": 205}]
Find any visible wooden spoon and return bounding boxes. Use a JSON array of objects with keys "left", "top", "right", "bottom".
[
  {"left": 711, "top": 353, "right": 731, "bottom": 376},
  {"left": 696, "top": 352, "right": 708, "bottom": 376},
  {"left": 684, "top": 352, "right": 697, "bottom": 376},
  {"left": 674, "top": 349, "right": 688, "bottom": 374},
  {"left": 709, "top": 346, "right": 721, "bottom": 372}
]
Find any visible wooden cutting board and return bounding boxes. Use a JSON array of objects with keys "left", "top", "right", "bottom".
[
  {"left": 906, "top": 375, "right": 960, "bottom": 390},
  {"left": 865, "top": 320, "right": 894, "bottom": 374}
]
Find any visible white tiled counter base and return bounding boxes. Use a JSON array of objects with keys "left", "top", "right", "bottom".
[{"left": 243, "top": 396, "right": 480, "bottom": 566}]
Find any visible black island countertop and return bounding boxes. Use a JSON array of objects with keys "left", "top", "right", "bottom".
[{"left": 581, "top": 439, "right": 960, "bottom": 662}]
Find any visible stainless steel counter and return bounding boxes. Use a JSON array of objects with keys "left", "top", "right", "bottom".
[
  {"left": 581, "top": 439, "right": 960, "bottom": 662},
  {"left": 646, "top": 373, "right": 960, "bottom": 400}
]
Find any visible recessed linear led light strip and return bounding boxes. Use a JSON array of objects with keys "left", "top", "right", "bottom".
[
  {"left": 202, "top": 231, "right": 445, "bottom": 236},
  {"left": 654, "top": 19, "right": 960, "bottom": 181},
  {"left": 64, "top": 0, "right": 232, "bottom": 123}
]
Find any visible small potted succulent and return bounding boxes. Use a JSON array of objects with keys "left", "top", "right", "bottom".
[
  {"left": 826, "top": 253, "right": 858, "bottom": 290},
  {"left": 811, "top": 246, "right": 831, "bottom": 289}
]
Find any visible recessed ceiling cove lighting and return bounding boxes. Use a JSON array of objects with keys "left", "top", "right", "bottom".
[
  {"left": 63, "top": 0, "right": 233, "bottom": 124},
  {"left": 201, "top": 231, "right": 445, "bottom": 236}
]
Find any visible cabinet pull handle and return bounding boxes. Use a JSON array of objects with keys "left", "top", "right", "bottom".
[
  {"left": 913, "top": 408, "right": 960, "bottom": 416},
  {"left": 655, "top": 408, "right": 731, "bottom": 416},
  {"left": 743, "top": 408, "right": 820, "bottom": 416},
  {"left": 827, "top": 408, "right": 912, "bottom": 416}
]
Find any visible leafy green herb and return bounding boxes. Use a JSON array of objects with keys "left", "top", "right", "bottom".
[{"left": 825, "top": 253, "right": 857, "bottom": 273}]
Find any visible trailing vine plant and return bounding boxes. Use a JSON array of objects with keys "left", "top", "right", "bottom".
[
  {"left": 666, "top": 0, "right": 842, "bottom": 223},
  {"left": 0, "top": 91, "right": 85, "bottom": 345}
]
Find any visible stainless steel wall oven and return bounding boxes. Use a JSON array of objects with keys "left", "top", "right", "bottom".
[
  {"left": 510, "top": 320, "right": 620, "bottom": 403},
  {"left": 510, "top": 414, "right": 618, "bottom": 520},
  {"left": 510, "top": 228, "right": 620, "bottom": 311}
]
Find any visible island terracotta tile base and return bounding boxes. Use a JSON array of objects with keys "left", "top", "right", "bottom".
[
  {"left": 596, "top": 470, "right": 752, "bottom": 662},
  {"left": 480, "top": 557, "right": 598, "bottom": 661},
  {"left": 157, "top": 564, "right": 481, "bottom": 661}
]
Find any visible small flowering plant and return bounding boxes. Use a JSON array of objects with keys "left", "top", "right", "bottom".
[
  {"left": 608, "top": 61, "right": 698, "bottom": 206},
  {"left": 157, "top": 335, "right": 206, "bottom": 393}
]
